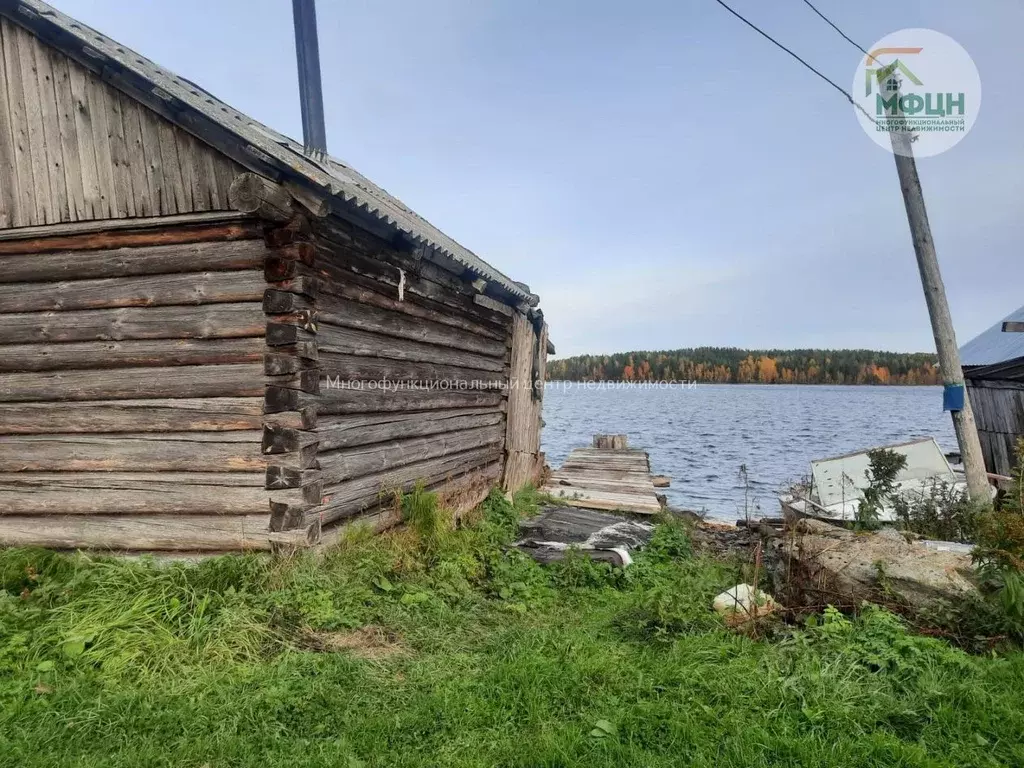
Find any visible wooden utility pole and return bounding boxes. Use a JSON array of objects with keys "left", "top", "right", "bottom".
[{"left": 888, "top": 124, "right": 990, "bottom": 502}]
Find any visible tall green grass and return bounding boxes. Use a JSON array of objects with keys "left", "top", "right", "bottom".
[{"left": 1, "top": 489, "right": 1023, "bottom": 767}]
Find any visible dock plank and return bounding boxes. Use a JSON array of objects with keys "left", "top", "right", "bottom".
[{"left": 541, "top": 446, "right": 664, "bottom": 515}]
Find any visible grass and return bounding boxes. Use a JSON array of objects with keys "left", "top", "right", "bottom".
[{"left": 1, "top": 487, "right": 1023, "bottom": 767}]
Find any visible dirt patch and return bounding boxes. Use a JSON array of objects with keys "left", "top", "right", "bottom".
[{"left": 301, "top": 625, "right": 407, "bottom": 660}]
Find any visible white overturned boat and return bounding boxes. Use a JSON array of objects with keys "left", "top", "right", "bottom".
[{"left": 779, "top": 438, "right": 964, "bottom": 524}]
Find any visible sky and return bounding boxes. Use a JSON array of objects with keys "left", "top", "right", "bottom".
[{"left": 52, "top": 0, "right": 1024, "bottom": 357}]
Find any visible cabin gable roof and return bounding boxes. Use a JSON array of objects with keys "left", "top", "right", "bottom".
[{"left": 1, "top": 0, "right": 536, "bottom": 306}]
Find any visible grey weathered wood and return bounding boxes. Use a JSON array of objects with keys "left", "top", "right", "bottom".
[
  {"left": 1003, "top": 322, "right": 1024, "bottom": 333},
  {"left": 0, "top": 362, "right": 266, "bottom": 402},
  {"left": 0, "top": 269, "right": 266, "bottom": 313},
  {"left": 0, "top": 238, "right": 267, "bottom": 282},
  {"left": 314, "top": 262, "right": 505, "bottom": 340},
  {"left": 0, "top": 18, "right": 34, "bottom": 226},
  {"left": 0, "top": 302, "right": 264, "bottom": 344},
  {"left": 0, "top": 471, "right": 267, "bottom": 514},
  {"left": 317, "top": 424, "right": 505, "bottom": 485},
  {"left": 0, "top": 431, "right": 265, "bottom": 472},
  {"left": 0, "top": 514, "right": 274, "bottom": 551},
  {"left": 593, "top": 434, "right": 629, "bottom": 449},
  {"left": 311, "top": 444, "right": 503, "bottom": 526},
  {"left": 106, "top": 88, "right": 137, "bottom": 217},
  {"left": 15, "top": 19, "right": 53, "bottom": 224},
  {"left": 316, "top": 294, "right": 507, "bottom": 358},
  {"left": 86, "top": 69, "right": 118, "bottom": 218},
  {"left": 316, "top": 322, "right": 504, "bottom": 372},
  {"left": 311, "top": 409, "right": 502, "bottom": 452},
  {"left": 0, "top": 211, "right": 248, "bottom": 243},
  {"left": 265, "top": 383, "right": 503, "bottom": 415},
  {"left": 318, "top": 352, "right": 506, "bottom": 389},
  {"left": 474, "top": 293, "right": 514, "bottom": 316},
  {"left": 0, "top": 397, "right": 264, "bottom": 434},
  {"left": 32, "top": 41, "right": 69, "bottom": 223},
  {"left": 0, "top": 20, "right": 22, "bottom": 228},
  {"left": 228, "top": 172, "right": 295, "bottom": 222},
  {"left": 67, "top": 55, "right": 102, "bottom": 219},
  {"left": 0, "top": 337, "right": 265, "bottom": 371}
]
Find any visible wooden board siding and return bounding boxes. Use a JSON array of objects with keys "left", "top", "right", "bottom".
[
  {"left": 966, "top": 379, "right": 1024, "bottom": 477},
  {"left": 0, "top": 223, "right": 275, "bottom": 550},
  {"left": 503, "top": 312, "right": 547, "bottom": 491},
  {"left": 0, "top": 16, "right": 242, "bottom": 229},
  {"left": 265, "top": 216, "right": 516, "bottom": 537}
]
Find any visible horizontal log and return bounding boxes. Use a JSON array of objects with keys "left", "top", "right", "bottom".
[
  {"left": 264, "top": 384, "right": 504, "bottom": 415},
  {"left": 228, "top": 173, "right": 296, "bottom": 222},
  {"left": 310, "top": 409, "right": 502, "bottom": 452},
  {"left": 0, "top": 216, "right": 260, "bottom": 252},
  {"left": 0, "top": 472, "right": 267, "bottom": 514},
  {"left": 266, "top": 466, "right": 322, "bottom": 490},
  {"left": 269, "top": 250, "right": 508, "bottom": 334},
  {"left": 316, "top": 295, "right": 506, "bottom": 358},
  {"left": 0, "top": 514, "right": 274, "bottom": 551},
  {"left": 0, "top": 270, "right": 267, "bottom": 314},
  {"left": 314, "top": 460, "right": 503, "bottom": 547},
  {"left": 264, "top": 409, "right": 317, "bottom": 431},
  {"left": 318, "top": 353, "right": 507, "bottom": 388},
  {"left": 311, "top": 444, "right": 502, "bottom": 526},
  {"left": 0, "top": 338, "right": 266, "bottom": 372},
  {"left": 310, "top": 259, "right": 506, "bottom": 341},
  {"left": 317, "top": 424, "right": 504, "bottom": 485},
  {"left": 316, "top": 322, "right": 504, "bottom": 372},
  {"left": 263, "top": 289, "right": 314, "bottom": 315},
  {"left": 262, "top": 425, "right": 319, "bottom": 455},
  {"left": 0, "top": 239, "right": 269, "bottom": 283},
  {"left": 0, "top": 363, "right": 267, "bottom": 402},
  {"left": 0, "top": 432, "right": 265, "bottom": 472},
  {"left": 265, "top": 274, "right": 318, "bottom": 300},
  {"left": 266, "top": 321, "right": 316, "bottom": 346},
  {"left": 264, "top": 348, "right": 318, "bottom": 375},
  {"left": 0, "top": 397, "right": 264, "bottom": 434},
  {"left": 0, "top": 302, "right": 265, "bottom": 344}
]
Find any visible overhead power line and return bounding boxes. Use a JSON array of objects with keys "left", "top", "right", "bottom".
[
  {"left": 711, "top": 0, "right": 877, "bottom": 124},
  {"left": 799, "top": 0, "right": 872, "bottom": 59}
]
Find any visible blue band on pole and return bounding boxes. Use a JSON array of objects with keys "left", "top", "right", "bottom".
[{"left": 943, "top": 384, "right": 965, "bottom": 412}]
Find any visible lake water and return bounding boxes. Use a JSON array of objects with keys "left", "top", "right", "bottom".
[{"left": 540, "top": 383, "right": 957, "bottom": 523}]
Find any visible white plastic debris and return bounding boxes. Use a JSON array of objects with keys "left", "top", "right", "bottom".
[{"left": 713, "top": 584, "right": 777, "bottom": 625}]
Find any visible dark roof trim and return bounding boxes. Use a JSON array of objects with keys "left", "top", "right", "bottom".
[
  {"left": 964, "top": 355, "right": 1024, "bottom": 383},
  {"left": 2, "top": 0, "right": 538, "bottom": 309}
]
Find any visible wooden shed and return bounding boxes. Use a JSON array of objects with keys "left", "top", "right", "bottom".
[
  {"left": 0, "top": 0, "right": 549, "bottom": 552},
  {"left": 961, "top": 304, "right": 1024, "bottom": 478}
]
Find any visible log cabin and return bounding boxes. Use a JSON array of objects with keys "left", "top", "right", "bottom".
[
  {"left": 961, "top": 304, "right": 1024, "bottom": 479},
  {"left": 0, "top": 0, "right": 550, "bottom": 552}
]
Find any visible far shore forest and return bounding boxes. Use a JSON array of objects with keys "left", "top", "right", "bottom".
[{"left": 546, "top": 348, "right": 942, "bottom": 385}]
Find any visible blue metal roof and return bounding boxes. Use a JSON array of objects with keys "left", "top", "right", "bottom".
[{"left": 960, "top": 304, "right": 1024, "bottom": 367}]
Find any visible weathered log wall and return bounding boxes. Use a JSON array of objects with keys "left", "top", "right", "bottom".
[
  {"left": 0, "top": 16, "right": 244, "bottom": 229},
  {"left": 966, "top": 378, "right": 1024, "bottom": 477},
  {"left": 0, "top": 220, "right": 279, "bottom": 550},
  {"left": 264, "top": 213, "right": 516, "bottom": 540}
]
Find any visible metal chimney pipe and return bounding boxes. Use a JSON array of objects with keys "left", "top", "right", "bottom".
[{"left": 292, "top": 0, "right": 327, "bottom": 155}]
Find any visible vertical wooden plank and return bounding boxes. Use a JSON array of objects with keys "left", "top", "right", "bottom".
[
  {"left": 0, "top": 20, "right": 23, "bottom": 228},
  {"left": 176, "top": 129, "right": 206, "bottom": 211},
  {"left": 137, "top": 106, "right": 165, "bottom": 213},
  {"left": 50, "top": 53, "right": 86, "bottom": 221},
  {"left": 213, "top": 153, "right": 239, "bottom": 209},
  {"left": 67, "top": 60, "right": 101, "bottom": 219},
  {"left": 200, "top": 142, "right": 221, "bottom": 210},
  {"left": 157, "top": 120, "right": 187, "bottom": 213},
  {"left": 85, "top": 72, "right": 118, "bottom": 218},
  {"left": 120, "top": 97, "right": 152, "bottom": 216},
  {"left": 12, "top": 22, "right": 50, "bottom": 224},
  {"left": 32, "top": 42, "right": 69, "bottom": 222},
  {"left": 106, "top": 88, "right": 136, "bottom": 217}
]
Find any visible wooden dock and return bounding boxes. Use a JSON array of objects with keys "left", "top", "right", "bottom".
[{"left": 541, "top": 435, "right": 665, "bottom": 515}]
